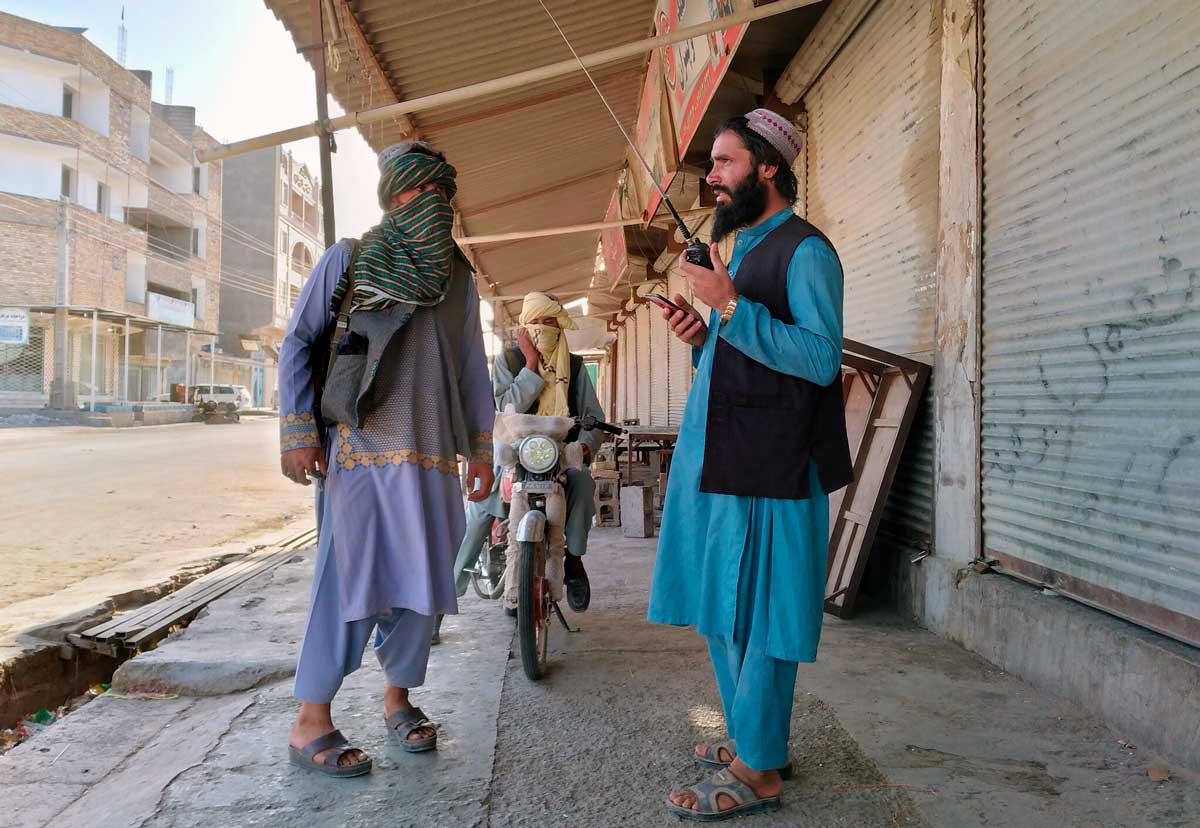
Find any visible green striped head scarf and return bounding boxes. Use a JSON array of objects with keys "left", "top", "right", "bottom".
[{"left": 331, "top": 144, "right": 459, "bottom": 312}]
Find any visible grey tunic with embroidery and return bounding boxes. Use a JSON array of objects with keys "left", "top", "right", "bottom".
[{"left": 279, "top": 240, "right": 494, "bottom": 621}]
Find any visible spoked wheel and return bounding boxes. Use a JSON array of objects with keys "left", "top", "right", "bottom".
[
  {"left": 517, "top": 540, "right": 551, "bottom": 681},
  {"left": 471, "top": 542, "right": 506, "bottom": 600}
]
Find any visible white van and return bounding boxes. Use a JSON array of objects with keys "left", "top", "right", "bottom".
[{"left": 193, "top": 384, "right": 251, "bottom": 409}]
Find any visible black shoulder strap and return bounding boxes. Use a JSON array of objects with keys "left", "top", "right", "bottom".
[
  {"left": 336, "top": 238, "right": 361, "bottom": 320},
  {"left": 326, "top": 238, "right": 361, "bottom": 369}
]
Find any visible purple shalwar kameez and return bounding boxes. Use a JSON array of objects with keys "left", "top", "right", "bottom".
[{"left": 279, "top": 241, "right": 493, "bottom": 700}]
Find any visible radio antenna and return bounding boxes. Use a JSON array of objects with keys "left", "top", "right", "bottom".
[{"left": 536, "top": 0, "right": 712, "bottom": 267}]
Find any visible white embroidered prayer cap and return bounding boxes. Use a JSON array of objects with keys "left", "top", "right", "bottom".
[{"left": 744, "top": 108, "right": 803, "bottom": 166}]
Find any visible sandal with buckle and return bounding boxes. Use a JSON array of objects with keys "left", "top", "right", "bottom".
[
  {"left": 288, "top": 729, "right": 372, "bottom": 777},
  {"left": 385, "top": 705, "right": 438, "bottom": 753},
  {"left": 696, "top": 739, "right": 793, "bottom": 780},
  {"left": 666, "top": 767, "right": 782, "bottom": 822}
]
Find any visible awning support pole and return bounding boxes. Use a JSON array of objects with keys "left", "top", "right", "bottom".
[
  {"left": 184, "top": 331, "right": 191, "bottom": 402},
  {"left": 89, "top": 309, "right": 98, "bottom": 412},
  {"left": 122, "top": 318, "right": 130, "bottom": 402},
  {"left": 305, "top": 0, "right": 337, "bottom": 248},
  {"left": 156, "top": 324, "right": 162, "bottom": 399}
]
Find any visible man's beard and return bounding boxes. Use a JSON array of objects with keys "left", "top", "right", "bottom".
[{"left": 710, "top": 170, "right": 769, "bottom": 243}]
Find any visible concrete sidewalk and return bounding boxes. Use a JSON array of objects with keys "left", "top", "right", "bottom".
[{"left": 2, "top": 529, "right": 1195, "bottom": 828}]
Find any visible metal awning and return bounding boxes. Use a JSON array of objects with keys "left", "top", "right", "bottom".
[
  {"left": 23, "top": 305, "right": 218, "bottom": 337},
  {"left": 263, "top": 0, "right": 657, "bottom": 318}
]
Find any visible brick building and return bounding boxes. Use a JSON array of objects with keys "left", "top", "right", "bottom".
[
  {"left": 0, "top": 11, "right": 223, "bottom": 409},
  {"left": 218, "top": 147, "right": 323, "bottom": 408}
]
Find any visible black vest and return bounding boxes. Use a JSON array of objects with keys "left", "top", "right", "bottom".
[
  {"left": 699, "top": 215, "right": 853, "bottom": 500},
  {"left": 504, "top": 348, "right": 584, "bottom": 440}
]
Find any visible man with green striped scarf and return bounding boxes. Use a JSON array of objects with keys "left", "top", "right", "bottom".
[{"left": 278, "top": 141, "right": 495, "bottom": 776}]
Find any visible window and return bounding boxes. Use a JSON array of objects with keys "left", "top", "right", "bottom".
[
  {"left": 192, "top": 167, "right": 201, "bottom": 194},
  {"left": 60, "top": 165, "right": 74, "bottom": 200},
  {"left": 280, "top": 229, "right": 287, "bottom": 254},
  {"left": 62, "top": 85, "right": 75, "bottom": 119},
  {"left": 96, "top": 182, "right": 108, "bottom": 215},
  {"left": 191, "top": 228, "right": 200, "bottom": 256}
]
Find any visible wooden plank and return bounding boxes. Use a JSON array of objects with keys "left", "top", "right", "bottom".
[
  {"left": 78, "top": 529, "right": 318, "bottom": 646},
  {"left": 933, "top": 0, "right": 982, "bottom": 564},
  {"left": 125, "top": 546, "right": 302, "bottom": 649},
  {"left": 80, "top": 533, "right": 316, "bottom": 641},
  {"left": 115, "top": 548, "right": 298, "bottom": 640},
  {"left": 841, "top": 351, "right": 890, "bottom": 375},
  {"left": 826, "top": 358, "right": 931, "bottom": 616},
  {"left": 101, "top": 553, "right": 276, "bottom": 639},
  {"left": 843, "top": 337, "right": 928, "bottom": 373}
]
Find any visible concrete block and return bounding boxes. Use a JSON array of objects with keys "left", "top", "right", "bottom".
[
  {"left": 594, "top": 473, "right": 620, "bottom": 528},
  {"left": 141, "top": 407, "right": 195, "bottom": 426},
  {"left": 620, "top": 485, "right": 654, "bottom": 538}
]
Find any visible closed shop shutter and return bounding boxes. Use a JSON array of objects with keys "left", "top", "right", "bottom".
[
  {"left": 803, "top": 0, "right": 942, "bottom": 544},
  {"left": 628, "top": 314, "right": 638, "bottom": 422},
  {"left": 667, "top": 266, "right": 693, "bottom": 426},
  {"left": 650, "top": 293, "right": 670, "bottom": 427},
  {"left": 636, "top": 305, "right": 652, "bottom": 427},
  {"left": 615, "top": 324, "right": 628, "bottom": 423},
  {"left": 980, "top": 0, "right": 1200, "bottom": 645}
]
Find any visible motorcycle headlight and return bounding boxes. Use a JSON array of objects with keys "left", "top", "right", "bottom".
[{"left": 518, "top": 435, "right": 559, "bottom": 474}]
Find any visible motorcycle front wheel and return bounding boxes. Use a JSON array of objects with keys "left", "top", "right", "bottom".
[
  {"left": 517, "top": 539, "right": 550, "bottom": 681},
  {"left": 470, "top": 542, "right": 505, "bottom": 600}
]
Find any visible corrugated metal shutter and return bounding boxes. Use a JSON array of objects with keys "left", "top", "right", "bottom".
[
  {"left": 803, "top": 0, "right": 941, "bottom": 545},
  {"left": 626, "top": 315, "right": 638, "bottom": 423},
  {"left": 667, "top": 266, "right": 693, "bottom": 426},
  {"left": 650, "top": 292, "right": 669, "bottom": 427},
  {"left": 636, "top": 305, "right": 652, "bottom": 427},
  {"left": 980, "top": 0, "right": 1200, "bottom": 645},
  {"left": 615, "top": 324, "right": 628, "bottom": 423}
]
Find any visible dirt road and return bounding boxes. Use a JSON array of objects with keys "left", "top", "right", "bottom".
[{"left": 0, "top": 418, "right": 312, "bottom": 611}]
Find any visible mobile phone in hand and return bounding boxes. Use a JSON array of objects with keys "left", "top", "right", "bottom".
[{"left": 646, "top": 292, "right": 686, "bottom": 315}]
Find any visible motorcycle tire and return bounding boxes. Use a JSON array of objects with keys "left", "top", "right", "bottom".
[
  {"left": 471, "top": 543, "right": 504, "bottom": 600},
  {"left": 517, "top": 540, "right": 546, "bottom": 681}
]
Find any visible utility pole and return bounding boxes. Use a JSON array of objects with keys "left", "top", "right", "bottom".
[{"left": 51, "top": 201, "right": 72, "bottom": 409}]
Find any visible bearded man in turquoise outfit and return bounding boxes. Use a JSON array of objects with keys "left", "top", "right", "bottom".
[{"left": 649, "top": 110, "right": 852, "bottom": 821}]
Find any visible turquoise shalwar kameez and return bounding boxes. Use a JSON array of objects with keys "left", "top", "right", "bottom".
[{"left": 648, "top": 208, "right": 844, "bottom": 771}]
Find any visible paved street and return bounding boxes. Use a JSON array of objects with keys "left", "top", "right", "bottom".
[
  {"left": 0, "top": 419, "right": 310, "bottom": 625},
  {"left": 2, "top": 529, "right": 1194, "bottom": 828}
]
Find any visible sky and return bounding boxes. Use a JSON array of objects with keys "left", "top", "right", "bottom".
[{"left": 4, "top": 0, "right": 382, "bottom": 238}]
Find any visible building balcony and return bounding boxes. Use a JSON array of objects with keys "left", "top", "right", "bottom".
[
  {"left": 134, "top": 179, "right": 193, "bottom": 230},
  {"left": 150, "top": 117, "right": 193, "bottom": 164},
  {"left": 145, "top": 251, "right": 197, "bottom": 295},
  {"left": 0, "top": 103, "right": 120, "bottom": 167}
]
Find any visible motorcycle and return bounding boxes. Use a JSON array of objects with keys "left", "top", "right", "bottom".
[
  {"left": 493, "top": 409, "right": 623, "bottom": 680},
  {"left": 468, "top": 503, "right": 509, "bottom": 601}
]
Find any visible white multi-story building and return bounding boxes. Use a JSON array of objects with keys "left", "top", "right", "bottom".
[
  {"left": 218, "top": 147, "right": 323, "bottom": 408},
  {"left": 0, "top": 11, "right": 222, "bottom": 410}
]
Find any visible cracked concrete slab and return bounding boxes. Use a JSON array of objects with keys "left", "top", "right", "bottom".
[{"left": 111, "top": 554, "right": 313, "bottom": 696}]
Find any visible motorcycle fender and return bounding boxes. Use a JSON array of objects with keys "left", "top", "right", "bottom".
[{"left": 515, "top": 510, "right": 547, "bottom": 543}]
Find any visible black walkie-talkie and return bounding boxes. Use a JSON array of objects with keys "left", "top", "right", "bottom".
[
  {"left": 663, "top": 198, "right": 713, "bottom": 270},
  {"left": 685, "top": 239, "right": 713, "bottom": 269}
]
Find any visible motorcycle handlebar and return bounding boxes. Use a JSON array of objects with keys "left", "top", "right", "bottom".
[{"left": 575, "top": 415, "right": 625, "bottom": 435}]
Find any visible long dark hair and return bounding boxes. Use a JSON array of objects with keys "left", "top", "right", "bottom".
[{"left": 714, "top": 116, "right": 799, "bottom": 205}]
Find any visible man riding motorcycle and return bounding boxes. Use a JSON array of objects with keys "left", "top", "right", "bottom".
[{"left": 450, "top": 291, "right": 604, "bottom": 623}]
